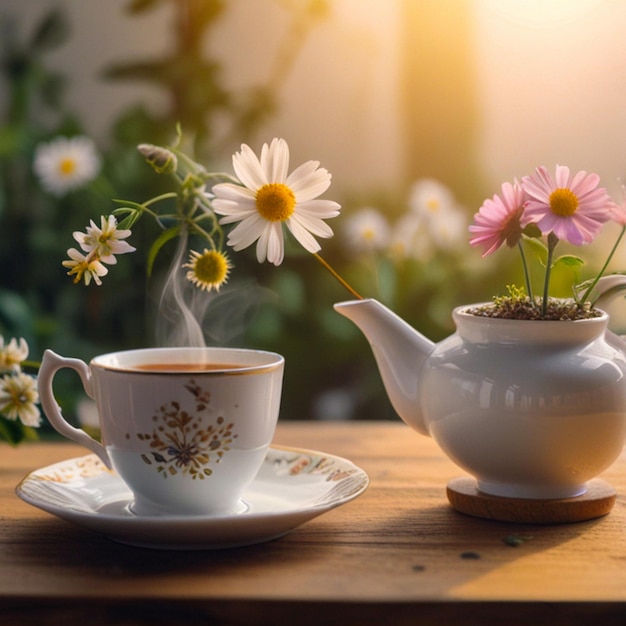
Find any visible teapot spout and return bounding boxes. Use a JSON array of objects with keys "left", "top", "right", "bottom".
[{"left": 334, "top": 298, "right": 435, "bottom": 435}]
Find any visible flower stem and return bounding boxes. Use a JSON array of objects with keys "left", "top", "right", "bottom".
[
  {"left": 143, "top": 192, "right": 178, "bottom": 208},
  {"left": 542, "top": 233, "right": 558, "bottom": 317},
  {"left": 517, "top": 241, "right": 534, "bottom": 304},
  {"left": 579, "top": 224, "right": 626, "bottom": 305},
  {"left": 313, "top": 253, "right": 363, "bottom": 300}
]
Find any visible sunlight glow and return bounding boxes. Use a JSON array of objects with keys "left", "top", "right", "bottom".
[{"left": 482, "top": 0, "right": 602, "bottom": 29}]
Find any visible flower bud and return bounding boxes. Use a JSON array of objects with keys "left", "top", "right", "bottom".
[{"left": 137, "top": 143, "right": 178, "bottom": 175}]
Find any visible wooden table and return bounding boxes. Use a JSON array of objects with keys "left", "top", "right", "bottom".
[{"left": 2, "top": 421, "right": 626, "bottom": 625}]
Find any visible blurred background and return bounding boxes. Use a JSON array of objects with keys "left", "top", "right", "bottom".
[{"left": 2, "top": 0, "right": 626, "bottom": 427}]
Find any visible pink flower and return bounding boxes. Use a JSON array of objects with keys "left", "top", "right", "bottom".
[
  {"left": 608, "top": 185, "right": 626, "bottom": 226},
  {"left": 469, "top": 181, "right": 526, "bottom": 257},
  {"left": 521, "top": 165, "right": 612, "bottom": 245},
  {"left": 609, "top": 201, "right": 626, "bottom": 226}
]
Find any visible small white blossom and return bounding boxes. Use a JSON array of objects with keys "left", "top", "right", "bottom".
[
  {"left": 388, "top": 213, "right": 426, "bottom": 260},
  {"left": 62, "top": 248, "right": 109, "bottom": 286},
  {"left": 73, "top": 215, "right": 135, "bottom": 265},
  {"left": 34, "top": 135, "right": 101, "bottom": 196},
  {"left": 344, "top": 207, "right": 390, "bottom": 254},
  {"left": 406, "top": 178, "right": 467, "bottom": 253},
  {"left": 0, "top": 372, "right": 41, "bottom": 427},
  {"left": 409, "top": 179, "right": 456, "bottom": 216},
  {"left": 429, "top": 206, "right": 467, "bottom": 250},
  {"left": 0, "top": 337, "right": 28, "bottom": 372}
]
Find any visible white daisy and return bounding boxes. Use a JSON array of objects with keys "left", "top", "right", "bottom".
[
  {"left": 73, "top": 215, "right": 135, "bottom": 264},
  {"left": 429, "top": 206, "right": 467, "bottom": 250},
  {"left": 409, "top": 178, "right": 456, "bottom": 216},
  {"left": 388, "top": 213, "right": 426, "bottom": 260},
  {"left": 211, "top": 138, "right": 341, "bottom": 266},
  {"left": 344, "top": 207, "right": 390, "bottom": 254},
  {"left": 408, "top": 178, "right": 467, "bottom": 252},
  {"left": 0, "top": 372, "right": 41, "bottom": 427},
  {"left": 33, "top": 135, "right": 101, "bottom": 196}
]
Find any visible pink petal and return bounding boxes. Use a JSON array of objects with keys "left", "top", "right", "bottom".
[{"left": 554, "top": 165, "right": 571, "bottom": 188}]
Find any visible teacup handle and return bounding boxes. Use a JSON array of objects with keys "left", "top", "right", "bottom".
[{"left": 38, "top": 349, "right": 112, "bottom": 469}]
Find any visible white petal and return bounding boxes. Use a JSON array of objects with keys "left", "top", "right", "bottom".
[
  {"left": 254, "top": 226, "right": 269, "bottom": 262},
  {"left": 286, "top": 218, "right": 322, "bottom": 253},
  {"left": 67, "top": 248, "right": 86, "bottom": 261},
  {"left": 109, "top": 240, "right": 136, "bottom": 255},
  {"left": 262, "top": 222, "right": 285, "bottom": 265},
  {"left": 291, "top": 212, "right": 334, "bottom": 238},
  {"left": 232, "top": 144, "right": 267, "bottom": 191},
  {"left": 212, "top": 182, "right": 256, "bottom": 202},
  {"left": 261, "top": 138, "right": 290, "bottom": 183},
  {"left": 213, "top": 196, "right": 257, "bottom": 218},
  {"left": 288, "top": 163, "right": 332, "bottom": 201},
  {"left": 217, "top": 205, "right": 258, "bottom": 224},
  {"left": 226, "top": 214, "right": 267, "bottom": 249},
  {"left": 295, "top": 199, "right": 341, "bottom": 219}
]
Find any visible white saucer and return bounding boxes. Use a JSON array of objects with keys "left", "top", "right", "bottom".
[{"left": 16, "top": 445, "right": 369, "bottom": 550}]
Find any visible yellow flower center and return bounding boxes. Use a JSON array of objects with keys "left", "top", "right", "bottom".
[
  {"left": 59, "top": 158, "right": 77, "bottom": 177},
  {"left": 193, "top": 250, "right": 229, "bottom": 286},
  {"left": 256, "top": 183, "right": 296, "bottom": 222},
  {"left": 426, "top": 198, "right": 440, "bottom": 212},
  {"left": 549, "top": 188, "right": 579, "bottom": 217}
]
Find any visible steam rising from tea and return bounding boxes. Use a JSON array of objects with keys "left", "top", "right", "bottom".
[{"left": 155, "top": 229, "right": 271, "bottom": 349}]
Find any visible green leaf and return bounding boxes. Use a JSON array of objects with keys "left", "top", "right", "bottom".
[
  {"left": 112, "top": 207, "right": 142, "bottom": 230},
  {"left": 146, "top": 225, "right": 181, "bottom": 276},
  {"left": 0, "top": 289, "right": 35, "bottom": 341},
  {"left": 523, "top": 236, "right": 548, "bottom": 266},
  {"left": 0, "top": 417, "right": 36, "bottom": 446},
  {"left": 522, "top": 223, "right": 542, "bottom": 239},
  {"left": 553, "top": 254, "right": 585, "bottom": 269}
]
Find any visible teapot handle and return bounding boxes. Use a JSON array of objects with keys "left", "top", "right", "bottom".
[{"left": 38, "top": 350, "right": 112, "bottom": 468}]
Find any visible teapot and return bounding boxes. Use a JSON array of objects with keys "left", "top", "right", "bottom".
[{"left": 334, "top": 298, "right": 626, "bottom": 501}]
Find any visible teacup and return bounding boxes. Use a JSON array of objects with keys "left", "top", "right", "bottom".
[{"left": 38, "top": 347, "right": 284, "bottom": 516}]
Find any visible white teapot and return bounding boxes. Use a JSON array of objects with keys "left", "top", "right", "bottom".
[{"left": 335, "top": 298, "right": 626, "bottom": 500}]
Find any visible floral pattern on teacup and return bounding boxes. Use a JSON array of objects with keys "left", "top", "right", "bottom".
[{"left": 134, "top": 379, "right": 237, "bottom": 479}]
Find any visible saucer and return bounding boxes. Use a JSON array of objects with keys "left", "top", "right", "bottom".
[{"left": 16, "top": 445, "right": 369, "bottom": 550}]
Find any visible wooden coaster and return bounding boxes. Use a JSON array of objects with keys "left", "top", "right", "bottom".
[{"left": 446, "top": 477, "right": 616, "bottom": 524}]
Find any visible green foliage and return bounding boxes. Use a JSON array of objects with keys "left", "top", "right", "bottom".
[
  {"left": 0, "top": 1, "right": 510, "bottom": 428},
  {"left": 0, "top": 418, "right": 37, "bottom": 446},
  {"left": 523, "top": 236, "right": 548, "bottom": 266}
]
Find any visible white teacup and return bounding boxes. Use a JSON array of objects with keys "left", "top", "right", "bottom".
[{"left": 38, "top": 347, "right": 284, "bottom": 516}]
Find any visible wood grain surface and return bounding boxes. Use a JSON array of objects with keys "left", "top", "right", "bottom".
[{"left": 2, "top": 421, "right": 626, "bottom": 625}]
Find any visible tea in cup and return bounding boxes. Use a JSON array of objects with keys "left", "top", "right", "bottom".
[{"left": 38, "top": 347, "right": 284, "bottom": 516}]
